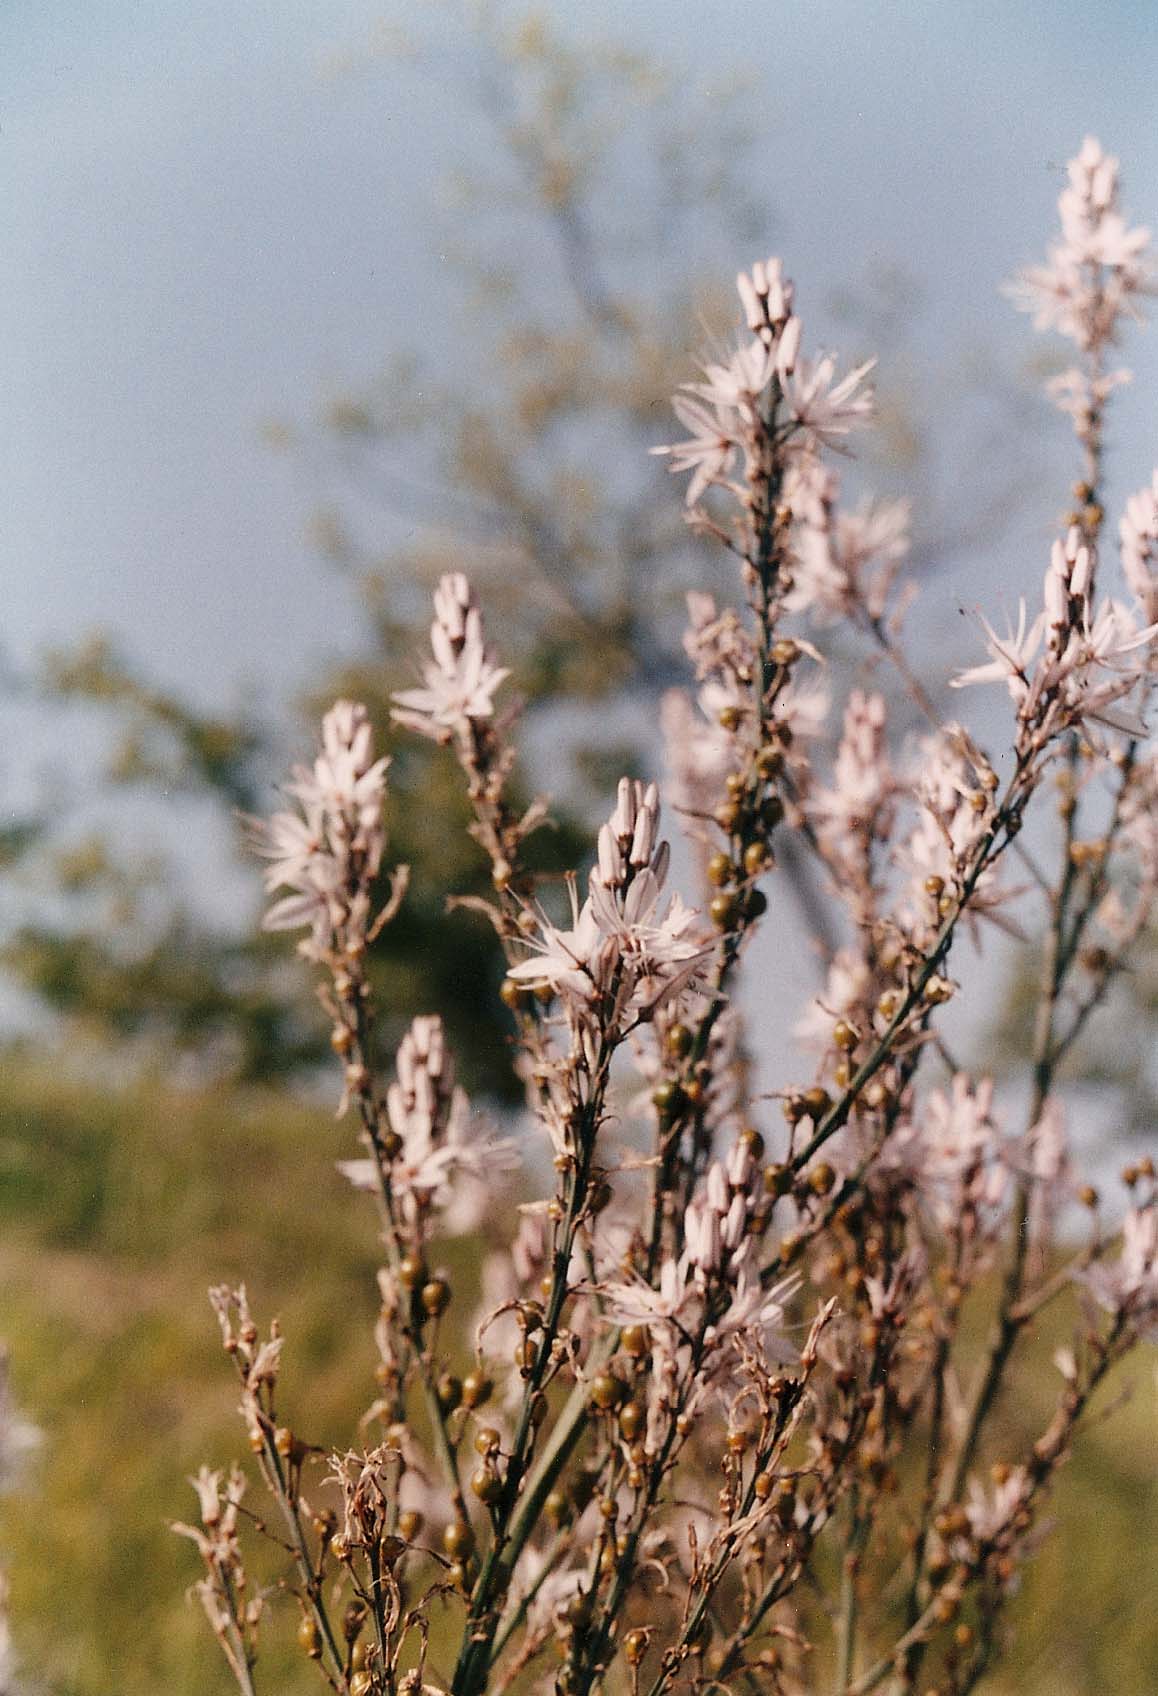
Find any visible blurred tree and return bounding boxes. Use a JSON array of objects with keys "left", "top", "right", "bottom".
[
  {"left": 0, "top": 6, "right": 765, "bottom": 1097},
  {"left": 0, "top": 2, "right": 1042, "bottom": 1098}
]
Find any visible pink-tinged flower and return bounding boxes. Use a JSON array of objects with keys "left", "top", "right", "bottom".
[
  {"left": 864, "top": 1250, "right": 928, "bottom": 1325},
  {"left": 689, "top": 338, "right": 779, "bottom": 419},
  {"left": 1006, "top": 136, "right": 1152, "bottom": 353},
  {"left": 303, "top": 699, "right": 389, "bottom": 824},
  {"left": 775, "top": 677, "right": 831, "bottom": 743},
  {"left": 508, "top": 781, "right": 712, "bottom": 1025},
  {"left": 784, "top": 453, "right": 911, "bottom": 624},
  {"left": 921, "top": 1075, "right": 999, "bottom": 1175},
  {"left": 661, "top": 688, "right": 730, "bottom": 824},
  {"left": 1058, "top": 139, "right": 1149, "bottom": 269},
  {"left": 782, "top": 354, "right": 875, "bottom": 447},
  {"left": 601, "top": 1257, "right": 699, "bottom": 1334},
  {"left": 709, "top": 1271, "right": 800, "bottom": 1364},
  {"left": 1076, "top": 596, "right": 1157, "bottom": 676},
  {"left": 1047, "top": 365, "right": 1132, "bottom": 431},
  {"left": 736, "top": 256, "right": 795, "bottom": 343},
  {"left": 681, "top": 592, "right": 761, "bottom": 692},
  {"left": 794, "top": 947, "right": 872, "bottom": 1051},
  {"left": 838, "top": 496, "right": 912, "bottom": 617},
  {"left": 1118, "top": 750, "right": 1158, "bottom": 886},
  {"left": 1076, "top": 1205, "right": 1158, "bottom": 1340},
  {"left": 651, "top": 391, "right": 741, "bottom": 506},
  {"left": 601, "top": 1251, "right": 799, "bottom": 1375},
  {"left": 894, "top": 726, "right": 1019, "bottom": 946},
  {"left": 338, "top": 1015, "right": 517, "bottom": 1217},
  {"left": 810, "top": 690, "right": 894, "bottom": 853},
  {"left": 891, "top": 1075, "right": 1007, "bottom": 1232},
  {"left": 505, "top": 883, "right": 609, "bottom": 1003},
  {"left": 964, "top": 1466, "right": 1029, "bottom": 1542},
  {"left": 391, "top": 572, "right": 510, "bottom": 742},
  {"left": 1042, "top": 593, "right": 1157, "bottom": 738},
  {"left": 1019, "top": 1098, "right": 1071, "bottom": 1258},
  {"left": 1120, "top": 469, "right": 1158, "bottom": 623},
  {"left": 956, "top": 522, "right": 1158, "bottom": 739},
  {"left": 248, "top": 700, "right": 389, "bottom": 959},
  {"left": 525, "top": 1566, "right": 589, "bottom": 1639},
  {"left": 952, "top": 600, "right": 1044, "bottom": 704}
]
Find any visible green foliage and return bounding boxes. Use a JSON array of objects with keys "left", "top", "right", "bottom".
[
  {"left": 45, "top": 633, "right": 266, "bottom": 811},
  {"left": 7, "top": 640, "right": 586, "bottom": 1096}
]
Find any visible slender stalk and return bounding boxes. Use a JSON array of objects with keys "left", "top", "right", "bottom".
[
  {"left": 452, "top": 1038, "right": 615, "bottom": 1696},
  {"left": 257, "top": 1426, "right": 346, "bottom": 1689},
  {"left": 835, "top": 1490, "right": 867, "bottom": 1691},
  {"left": 945, "top": 750, "right": 1079, "bottom": 1502},
  {"left": 793, "top": 752, "right": 1033, "bottom": 1177}
]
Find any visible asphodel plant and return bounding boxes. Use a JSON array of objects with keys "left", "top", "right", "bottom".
[{"left": 177, "top": 138, "right": 1158, "bottom": 1696}]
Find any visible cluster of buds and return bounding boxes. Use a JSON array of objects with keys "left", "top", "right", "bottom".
[
  {"left": 1010, "top": 135, "right": 1152, "bottom": 355},
  {"left": 172, "top": 1466, "right": 260, "bottom": 1691},
  {"left": 1121, "top": 469, "right": 1158, "bottom": 623},
  {"left": 339, "top": 1014, "right": 517, "bottom": 1231},
  {"left": 954, "top": 522, "right": 1158, "bottom": 752},
  {"left": 391, "top": 573, "right": 510, "bottom": 746},
  {"left": 505, "top": 779, "right": 712, "bottom": 1040},
  {"left": 249, "top": 700, "right": 395, "bottom": 965},
  {"left": 784, "top": 455, "right": 913, "bottom": 629}
]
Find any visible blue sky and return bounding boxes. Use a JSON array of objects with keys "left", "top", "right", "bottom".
[
  {"left": 1, "top": 0, "right": 1156, "bottom": 1133},
  {"left": 1, "top": 0, "right": 1156, "bottom": 706}
]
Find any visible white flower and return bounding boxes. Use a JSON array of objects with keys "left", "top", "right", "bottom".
[
  {"left": 1077, "top": 1205, "right": 1158, "bottom": 1339},
  {"left": 688, "top": 338, "right": 778, "bottom": 419},
  {"left": 392, "top": 572, "right": 510, "bottom": 741},
  {"left": 249, "top": 700, "right": 388, "bottom": 959},
  {"left": 964, "top": 1466, "right": 1029, "bottom": 1542},
  {"left": 1006, "top": 136, "right": 1152, "bottom": 353},
  {"left": 508, "top": 782, "right": 712, "bottom": 1025},
  {"left": 339, "top": 1016, "right": 518, "bottom": 1218},
  {"left": 953, "top": 600, "right": 1044, "bottom": 704},
  {"left": 651, "top": 392, "right": 741, "bottom": 506},
  {"left": 783, "top": 354, "right": 875, "bottom": 446},
  {"left": 1120, "top": 469, "right": 1158, "bottom": 623}
]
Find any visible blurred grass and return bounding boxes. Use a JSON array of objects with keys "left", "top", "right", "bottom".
[{"left": 0, "top": 1059, "right": 1154, "bottom": 1694}]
